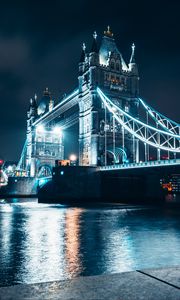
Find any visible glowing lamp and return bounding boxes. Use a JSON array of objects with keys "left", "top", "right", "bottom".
[
  {"left": 36, "top": 124, "right": 44, "bottom": 133},
  {"left": 7, "top": 166, "right": 13, "bottom": 172},
  {"left": 53, "top": 126, "right": 62, "bottom": 135},
  {"left": 70, "top": 154, "right": 77, "bottom": 161}
]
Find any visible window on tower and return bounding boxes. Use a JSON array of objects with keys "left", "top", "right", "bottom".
[
  {"left": 121, "top": 77, "right": 125, "bottom": 84},
  {"left": 111, "top": 75, "right": 115, "bottom": 82},
  {"left": 125, "top": 105, "right": 129, "bottom": 113},
  {"left": 111, "top": 61, "right": 115, "bottom": 69}
]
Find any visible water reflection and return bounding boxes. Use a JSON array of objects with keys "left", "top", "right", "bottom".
[
  {"left": 65, "top": 208, "right": 84, "bottom": 277},
  {"left": 0, "top": 200, "right": 180, "bottom": 286}
]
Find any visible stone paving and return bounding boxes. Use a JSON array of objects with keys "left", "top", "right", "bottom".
[{"left": 0, "top": 267, "right": 180, "bottom": 299}]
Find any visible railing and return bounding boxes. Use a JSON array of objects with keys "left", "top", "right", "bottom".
[{"left": 99, "top": 159, "right": 180, "bottom": 171}]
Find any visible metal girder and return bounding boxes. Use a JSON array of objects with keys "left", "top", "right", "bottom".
[
  {"left": 139, "top": 98, "right": 180, "bottom": 135},
  {"left": 97, "top": 87, "right": 180, "bottom": 153}
]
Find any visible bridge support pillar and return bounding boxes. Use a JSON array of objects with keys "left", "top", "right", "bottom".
[
  {"left": 136, "top": 140, "right": 139, "bottom": 163},
  {"left": 91, "top": 134, "right": 99, "bottom": 165},
  {"left": 30, "top": 158, "right": 36, "bottom": 177}
]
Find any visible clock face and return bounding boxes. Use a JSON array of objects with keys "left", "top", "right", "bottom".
[{"left": 38, "top": 102, "right": 47, "bottom": 115}]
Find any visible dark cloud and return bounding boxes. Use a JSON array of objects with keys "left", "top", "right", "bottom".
[{"left": 0, "top": 0, "right": 180, "bottom": 160}]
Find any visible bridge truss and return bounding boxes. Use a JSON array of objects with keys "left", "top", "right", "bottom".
[
  {"left": 97, "top": 87, "right": 180, "bottom": 163},
  {"left": 16, "top": 86, "right": 180, "bottom": 175}
]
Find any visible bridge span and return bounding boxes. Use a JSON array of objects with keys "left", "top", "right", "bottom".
[{"left": 12, "top": 26, "right": 180, "bottom": 191}]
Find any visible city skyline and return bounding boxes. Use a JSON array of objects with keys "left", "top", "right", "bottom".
[{"left": 0, "top": 0, "right": 180, "bottom": 160}]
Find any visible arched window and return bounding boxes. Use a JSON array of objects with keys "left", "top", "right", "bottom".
[
  {"left": 116, "top": 63, "right": 120, "bottom": 71},
  {"left": 121, "top": 77, "right": 125, "bottom": 84},
  {"left": 111, "top": 61, "right": 115, "bottom": 69},
  {"left": 105, "top": 73, "right": 109, "bottom": 81}
]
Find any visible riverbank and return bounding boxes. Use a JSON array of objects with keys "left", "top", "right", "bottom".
[{"left": 0, "top": 267, "right": 179, "bottom": 299}]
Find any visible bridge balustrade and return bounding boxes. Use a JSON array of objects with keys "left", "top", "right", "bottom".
[{"left": 99, "top": 159, "right": 180, "bottom": 171}]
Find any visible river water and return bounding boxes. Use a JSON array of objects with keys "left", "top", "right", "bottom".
[{"left": 0, "top": 199, "right": 180, "bottom": 287}]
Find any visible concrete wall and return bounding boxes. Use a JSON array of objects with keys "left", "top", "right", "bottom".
[{"left": 0, "top": 177, "right": 37, "bottom": 196}]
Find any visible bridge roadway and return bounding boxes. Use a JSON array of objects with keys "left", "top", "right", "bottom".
[{"left": 98, "top": 159, "right": 180, "bottom": 171}]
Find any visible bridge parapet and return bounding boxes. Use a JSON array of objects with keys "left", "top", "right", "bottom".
[{"left": 99, "top": 159, "right": 180, "bottom": 171}]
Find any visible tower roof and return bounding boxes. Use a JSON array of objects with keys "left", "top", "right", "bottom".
[
  {"left": 130, "top": 43, "right": 136, "bottom": 64},
  {"left": 99, "top": 27, "right": 128, "bottom": 70},
  {"left": 104, "top": 25, "right": 114, "bottom": 38}
]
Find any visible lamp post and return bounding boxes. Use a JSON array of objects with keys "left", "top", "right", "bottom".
[{"left": 69, "top": 154, "right": 77, "bottom": 166}]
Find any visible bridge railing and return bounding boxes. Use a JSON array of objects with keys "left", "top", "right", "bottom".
[{"left": 99, "top": 159, "right": 180, "bottom": 171}]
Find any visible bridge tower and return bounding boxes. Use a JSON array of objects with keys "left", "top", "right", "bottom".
[
  {"left": 26, "top": 89, "right": 64, "bottom": 177},
  {"left": 78, "top": 27, "right": 140, "bottom": 166}
]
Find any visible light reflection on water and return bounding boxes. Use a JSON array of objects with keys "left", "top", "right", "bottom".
[{"left": 0, "top": 199, "right": 180, "bottom": 286}]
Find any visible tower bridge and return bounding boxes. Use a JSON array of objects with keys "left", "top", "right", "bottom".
[{"left": 16, "top": 26, "right": 180, "bottom": 178}]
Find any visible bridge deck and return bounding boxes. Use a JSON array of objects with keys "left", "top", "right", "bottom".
[{"left": 99, "top": 159, "right": 180, "bottom": 171}]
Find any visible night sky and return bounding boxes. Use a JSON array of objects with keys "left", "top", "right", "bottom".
[{"left": 0, "top": 0, "right": 180, "bottom": 161}]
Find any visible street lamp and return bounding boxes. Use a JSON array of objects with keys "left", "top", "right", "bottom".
[{"left": 69, "top": 154, "right": 77, "bottom": 161}]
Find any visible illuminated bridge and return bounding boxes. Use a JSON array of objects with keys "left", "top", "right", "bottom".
[{"left": 16, "top": 27, "right": 180, "bottom": 179}]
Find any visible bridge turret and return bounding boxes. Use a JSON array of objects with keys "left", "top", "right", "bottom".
[
  {"left": 99, "top": 26, "right": 128, "bottom": 71},
  {"left": 89, "top": 31, "right": 99, "bottom": 67},
  {"left": 78, "top": 43, "right": 86, "bottom": 75},
  {"left": 129, "top": 43, "right": 138, "bottom": 75},
  {"left": 26, "top": 95, "right": 38, "bottom": 176},
  {"left": 27, "top": 95, "right": 38, "bottom": 124},
  {"left": 128, "top": 43, "right": 139, "bottom": 97},
  {"left": 78, "top": 27, "right": 140, "bottom": 166}
]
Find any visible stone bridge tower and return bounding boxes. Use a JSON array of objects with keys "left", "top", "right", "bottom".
[
  {"left": 78, "top": 27, "right": 139, "bottom": 166},
  {"left": 26, "top": 89, "right": 64, "bottom": 177}
]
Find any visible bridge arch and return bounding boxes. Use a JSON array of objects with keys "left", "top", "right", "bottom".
[
  {"left": 37, "top": 164, "right": 52, "bottom": 178},
  {"left": 106, "top": 147, "right": 128, "bottom": 165}
]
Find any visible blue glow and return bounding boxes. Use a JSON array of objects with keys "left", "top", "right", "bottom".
[
  {"left": 99, "top": 158, "right": 180, "bottom": 171},
  {"left": 97, "top": 87, "right": 180, "bottom": 153},
  {"left": 39, "top": 178, "right": 47, "bottom": 186},
  {"left": 139, "top": 97, "right": 180, "bottom": 127},
  {"left": 60, "top": 171, "right": 64, "bottom": 175},
  {"left": 97, "top": 87, "right": 180, "bottom": 138}
]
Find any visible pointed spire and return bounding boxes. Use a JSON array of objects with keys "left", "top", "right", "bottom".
[
  {"left": 82, "top": 42, "right": 86, "bottom": 51},
  {"left": 79, "top": 42, "right": 86, "bottom": 62},
  {"left": 120, "top": 54, "right": 128, "bottom": 71},
  {"left": 30, "top": 95, "right": 37, "bottom": 107},
  {"left": 93, "top": 31, "right": 97, "bottom": 39},
  {"left": 43, "top": 87, "right": 50, "bottom": 97},
  {"left": 49, "top": 97, "right": 54, "bottom": 112},
  {"left": 130, "top": 43, "right": 136, "bottom": 64},
  {"left": 104, "top": 25, "right": 113, "bottom": 38},
  {"left": 91, "top": 31, "right": 98, "bottom": 53}
]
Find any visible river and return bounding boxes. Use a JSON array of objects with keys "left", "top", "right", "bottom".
[{"left": 0, "top": 199, "right": 180, "bottom": 286}]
